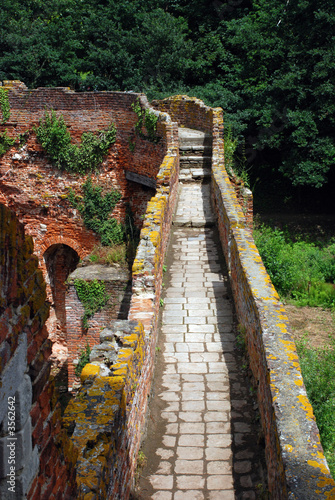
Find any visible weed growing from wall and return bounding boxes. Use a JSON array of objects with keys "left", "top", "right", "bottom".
[
  {"left": 132, "top": 99, "right": 159, "bottom": 143},
  {"left": 36, "top": 109, "right": 116, "bottom": 173},
  {"left": 0, "top": 129, "right": 15, "bottom": 156},
  {"left": 0, "top": 88, "right": 10, "bottom": 124},
  {"left": 74, "top": 278, "right": 110, "bottom": 329},
  {"left": 75, "top": 344, "right": 91, "bottom": 376},
  {"left": 69, "top": 178, "right": 124, "bottom": 245}
]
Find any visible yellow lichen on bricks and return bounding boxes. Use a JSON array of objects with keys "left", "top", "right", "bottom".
[
  {"left": 298, "top": 395, "right": 316, "bottom": 421},
  {"left": 80, "top": 364, "right": 100, "bottom": 383}
]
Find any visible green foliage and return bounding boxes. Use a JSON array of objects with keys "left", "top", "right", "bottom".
[
  {"left": 0, "top": 129, "right": 15, "bottom": 156},
  {"left": 75, "top": 344, "right": 91, "bottom": 377},
  {"left": 36, "top": 110, "right": 116, "bottom": 173},
  {"left": 297, "top": 338, "right": 335, "bottom": 477},
  {"left": 1, "top": 0, "right": 335, "bottom": 194},
  {"left": 0, "top": 88, "right": 10, "bottom": 124},
  {"left": 74, "top": 278, "right": 110, "bottom": 329},
  {"left": 224, "top": 125, "right": 237, "bottom": 178},
  {"left": 254, "top": 224, "right": 335, "bottom": 307},
  {"left": 70, "top": 179, "right": 124, "bottom": 246},
  {"left": 132, "top": 99, "right": 159, "bottom": 143}
]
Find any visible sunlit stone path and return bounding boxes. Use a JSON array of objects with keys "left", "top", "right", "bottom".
[
  {"left": 134, "top": 188, "right": 266, "bottom": 499},
  {"left": 132, "top": 130, "right": 266, "bottom": 500}
]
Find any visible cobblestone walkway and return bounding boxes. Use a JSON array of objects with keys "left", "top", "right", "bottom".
[{"left": 134, "top": 181, "right": 266, "bottom": 500}]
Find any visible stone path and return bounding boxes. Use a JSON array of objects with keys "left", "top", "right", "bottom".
[{"left": 133, "top": 179, "right": 267, "bottom": 500}]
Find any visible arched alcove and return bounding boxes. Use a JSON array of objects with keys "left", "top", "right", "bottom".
[{"left": 44, "top": 244, "right": 80, "bottom": 350}]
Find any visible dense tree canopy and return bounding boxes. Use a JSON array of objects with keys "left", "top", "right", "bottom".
[{"left": 1, "top": 0, "right": 334, "bottom": 200}]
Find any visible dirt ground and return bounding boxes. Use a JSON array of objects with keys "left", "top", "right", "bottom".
[{"left": 285, "top": 304, "right": 335, "bottom": 349}]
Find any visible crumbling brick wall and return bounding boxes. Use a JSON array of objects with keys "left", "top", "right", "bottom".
[
  {"left": 0, "top": 203, "right": 77, "bottom": 500},
  {"left": 0, "top": 81, "right": 167, "bottom": 352}
]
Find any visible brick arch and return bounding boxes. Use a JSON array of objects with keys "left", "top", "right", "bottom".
[{"left": 40, "top": 236, "right": 88, "bottom": 261}]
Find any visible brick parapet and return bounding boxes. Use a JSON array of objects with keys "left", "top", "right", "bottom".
[
  {"left": 210, "top": 132, "right": 335, "bottom": 497},
  {"left": 0, "top": 203, "right": 77, "bottom": 499}
]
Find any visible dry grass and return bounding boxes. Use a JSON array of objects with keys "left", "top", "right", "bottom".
[{"left": 285, "top": 304, "right": 335, "bottom": 348}]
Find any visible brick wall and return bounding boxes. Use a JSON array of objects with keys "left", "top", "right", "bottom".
[
  {"left": 62, "top": 105, "right": 179, "bottom": 499},
  {"left": 66, "top": 265, "right": 131, "bottom": 387},
  {"left": 0, "top": 81, "right": 167, "bottom": 351},
  {"left": 0, "top": 203, "right": 77, "bottom": 500}
]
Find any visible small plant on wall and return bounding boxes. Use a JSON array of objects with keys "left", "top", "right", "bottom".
[
  {"left": 0, "top": 87, "right": 10, "bottom": 124},
  {"left": 0, "top": 129, "right": 15, "bottom": 156},
  {"left": 75, "top": 344, "right": 91, "bottom": 376},
  {"left": 36, "top": 109, "right": 117, "bottom": 174},
  {"left": 74, "top": 278, "right": 110, "bottom": 329},
  {"left": 69, "top": 178, "right": 124, "bottom": 245},
  {"left": 132, "top": 99, "right": 159, "bottom": 143}
]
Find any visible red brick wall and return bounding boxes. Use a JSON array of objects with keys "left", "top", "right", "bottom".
[
  {"left": 66, "top": 274, "right": 131, "bottom": 386},
  {"left": 0, "top": 81, "right": 167, "bottom": 352},
  {"left": 152, "top": 94, "right": 213, "bottom": 133},
  {"left": 0, "top": 203, "right": 77, "bottom": 500}
]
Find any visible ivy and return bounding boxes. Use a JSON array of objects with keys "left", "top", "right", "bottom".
[
  {"left": 69, "top": 178, "right": 124, "bottom": 245},
  {"left": 74, "top": 278, "right": 110, "bottom": 329},
  {"left": 75, "top": 344, "right": 91, "bottom": 377},
  {"left": 132, "top": 99, "right": 159, "bottom": 143},
  {"left": 36, "top": 109, "right": 116, "bottom": 174},
  {"left": 0, "top": 129, "right": 15, "bottom": 156},
  {"left": 0, "top": 88, "right": 10, "bottom": 124}
]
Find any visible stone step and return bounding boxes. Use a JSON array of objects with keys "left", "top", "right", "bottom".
[
  {"left": 179, "top": 145, "right": 212, "bottom": 157},
  {"left": 172, "top": 216, "right": 216, "bottom": 227},
  {"left": 180, "top": 156, "right": 212, "bottom": 166},
  {"left": 179, "top": 168, "right": 211, "bottom": 183},
  {"left": 178, "top": 127, "right": 212, "bottom": 147}
]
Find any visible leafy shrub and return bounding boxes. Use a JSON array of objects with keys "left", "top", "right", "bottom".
[
  {"left": 69, "top": 178, "right": 124, "bottom": 245},
  {"left": 254, "top": 224, "right": 335, "bottom": 307},
  {"left": 132, "top": 99, "right": 159, "bottom": 143},
  {"left": 36, "top": 109, "right": 116, "bottom": 173},
  {"left": 297, "top": 338, "right": 335, "bottom": 476},
  {"left": 0, "top": 129, "right": 15, "bottom": 156},
  {"left": 74, "top": 278, "right": 110, "bottom": 329}
]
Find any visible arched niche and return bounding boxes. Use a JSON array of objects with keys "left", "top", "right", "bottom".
[{"left": 43, "top": 244, "right": 80, "bottom": 347}]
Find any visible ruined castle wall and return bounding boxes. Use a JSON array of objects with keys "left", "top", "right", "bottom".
[
  {"left": 63, "top": 110, "right": 179, "bottom": 499},
  {"left": 209, "top": 109, "right": 335, "bottom": 498},
  {"left": 152, "top": 94, "right": 253, "bottom": 229},
  {"left": 0, "top": 81, "right": 167, "bottom": 349},
  {"left": 0, "top": 81, "right": 166, "bottom": 268},
  {"left": 0, "top": 203, "right": 77, "bottom": 500}
]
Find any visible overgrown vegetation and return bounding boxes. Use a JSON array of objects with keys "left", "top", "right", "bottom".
[
  {"left": 36, "top": 110, "right": 116, "bottom": 173},
  {"left": 0, "top": 129, "right": 15, "bottom": 156},
  {"left": 2, "top": 0, "right": 335, "bottom": 204},
  {"left": 69, "top": 178, "right": 124, "bottom": 245},
  {"left": 88, "top": 244, "right": 127, "bottom": 266},
  {"left": 74, "top": 278, "right": 110, "bottom": 329},
  {"left": 75, "top": 343, "right": 91, "bottom": 377},
  {"left": 254, "top": 224, "right": 335, "bottom": 308},
  {"left": 0, "top": 87, "right": 10, "bottom": 124},
  {"left": 297, "top": 337, "right": 335, "bottom": 477},
  {"left": 132, "top": 99, "right": 159, "bottom": 143}
]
